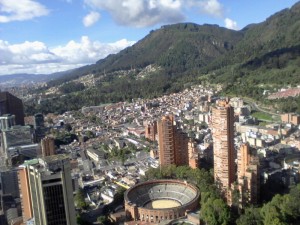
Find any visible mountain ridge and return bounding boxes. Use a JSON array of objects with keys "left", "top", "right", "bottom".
[
  {"left": 26, "top": 1, "right": 300, "bottom": 114},
  {"left": 0, "top": 72, "right": 68, "bottom": 87},
  {"left": 49, "top": 2, "right": 300, "bottom": 86},
  {"left": 47, "top": 22, "right": 244, "bottom": 86}
]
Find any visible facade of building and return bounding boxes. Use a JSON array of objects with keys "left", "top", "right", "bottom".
[
  {"left": 198, "top": 113, "right": 210, "bottom": 124},
  {"left": 145, "top": 121, "right": 157, "bottom": 141},
  {"left": 188, "top": 139, "right": 199, "bottom": 169},
  {"left": 18, "top": 164, "right": 33, "bottom": 224},
  {"left": 0, "top": 169, "right": 20, "bottom": 198},
  {"left": 174, "top": 128, "right": 189, "bottom": 166},
  {"left": 41, "top": 136, "right": 55, "bottom": 157},
  {"left": 86, "top": 148, "right": 105, "bottom": 162},
  {"left": 33, "top": 114, "right": 44, "bottom": 129},
  {"left": 237, "top": 143, "right": 260, "bottom": 207},
  {"left": 18, "top": 155, "right": 76, "bottom": 225},
  {"left": 0, "top": 114, "right": 15, "bottom": 130},
  {"left": 0, "top": 92, "right": 24, "bottom": 126},
  {"left": 212, "top": 99, "right": 235, "bottom": 202},
  {"left": 34, "top": 113, "right": 46, "bottom": 143},
  {"left": 281, "top": 113, "right": 300, "bottom": 125},
  {"left": 158, "top": 115, "right": 176, "bottom": 166},
  {"left": 157, "top": 115, "right": 190, "bottom": 167},
  {"left": 0, "top": 125, "right": 33, "bottom": 164},
  {"left": 1, "top": 126, "right": 32, "bottom": 151}
]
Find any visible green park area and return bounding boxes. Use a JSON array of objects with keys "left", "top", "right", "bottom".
[
  {"left": 252, "top": 111, "right": 273, "bottom": 121},
  {"left": 251, "top": 111, "right": 280, "bottom": 123}
]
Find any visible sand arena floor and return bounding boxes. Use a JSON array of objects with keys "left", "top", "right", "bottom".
[{"left": 144, "top": 199, "right": 181, "bottom": 209}]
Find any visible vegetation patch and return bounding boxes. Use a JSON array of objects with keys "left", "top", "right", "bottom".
[{"left": 252, "top": 111, "right": 276, "bottom": 121}]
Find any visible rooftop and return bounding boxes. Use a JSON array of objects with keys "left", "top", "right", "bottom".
[{"left": 42, "top": 154, "right": 69, "bottom": 163}]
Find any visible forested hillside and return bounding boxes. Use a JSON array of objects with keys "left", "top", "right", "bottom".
[
  {"left": 48, "top": 23, "right": 243, "bottom": 86},
  {"left": 26, "top": 2, "right": 300, "bottom": 114}
]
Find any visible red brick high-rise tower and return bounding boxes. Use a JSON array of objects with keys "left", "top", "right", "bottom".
[
  {"left": 158, "top": 115, "right": 190, "bottom": 167},
  {"left": 145, "top": 121, "right": 157, "bottom": 141},
  {"left": 212, "top": 99, "right": 235, "bottom": 201},
  {"left": 237, "top": 143, "right": 260, "bottom": 207},
  {"left": 188, "top": 139, "right": 199, "bottom": 169}
]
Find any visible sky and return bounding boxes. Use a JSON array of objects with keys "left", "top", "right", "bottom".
[{"left": 0, "top": 0, "right": 299, "bottom": 76}]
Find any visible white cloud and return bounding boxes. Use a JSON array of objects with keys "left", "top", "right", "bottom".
[
  {"left": 84, "top": 0, "right": 223, "bottom": 28},
  {"left": 83, "top": 11, "right": 101, "bottom": 27},
  {"left": 0, "top": 40, "right": 59, "bottom": 64},
  {"left": 52, "top": 36, "right": 135, "bottom": 64},
  {"left": 84, "top": 0, "right": 183, "bottom": 27},
  {"left": 0, "top": 37, "right": 135, "bottom": 75},
  {"left": 198, "top": 0, "right": 223, "bottom": 17},
  {"left": 0, "top": 0, "right": 49, "bottom": 23},
  {"left": 224, "top": 18, "right": 238, "bottom": 30}
]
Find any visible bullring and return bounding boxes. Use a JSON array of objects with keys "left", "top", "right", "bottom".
[{"left": 124, "top": 179, "right": 200, "bottom": 223}]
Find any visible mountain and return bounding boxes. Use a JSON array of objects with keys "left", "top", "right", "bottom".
[
  {"left": 49, "top": 2, "right": 300, "bottom": 86},
  {"left": 94, "top": 23, "right": 243, "bottom": 72},
  {"left": 233, "top": 3, "right": 300, "bottom": 67},
  {"left": 0, "top": 71, "right": 68, "bottom": 87},
  {"left": 210, "top": 2, "right": 300, "bottom": 94},
  {"left": 48, "top": 23, "right": 243, "bottom": 86},
  {"left": 27, "top": 1, "right": 300, "bottom": 114}
]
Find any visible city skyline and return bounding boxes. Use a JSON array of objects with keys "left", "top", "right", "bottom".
[
  {"left": 1, "top": 85, "right": 300, "bottom": 224},
  {"left": 0, "top": 0, "right": 298, "bottom": 75}
]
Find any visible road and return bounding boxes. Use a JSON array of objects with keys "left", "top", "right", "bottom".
[{"left": 243, "top": 98, "right": 280, "bottom": 117}]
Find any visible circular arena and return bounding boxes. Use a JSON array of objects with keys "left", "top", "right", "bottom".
[{"left": 124, "top": 179, "right": 200, "bottom": 223}]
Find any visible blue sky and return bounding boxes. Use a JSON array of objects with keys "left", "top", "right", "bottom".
[{"left": 0, "top": 0, "right": 299, "bottom": 75}]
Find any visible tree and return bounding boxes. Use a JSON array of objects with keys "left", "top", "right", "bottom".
[
  {"left": 201, "top": 191, "right": 219, "bottom": 206},
  {"left": 97, "top": 216, "right": 107, "bottom": 225},
  {"left": 114, "top": 187, "right": 127, "bottom": 204},
  {"left": 174, "top": 166, "right": 190, "bottom": 179},
  {"left": 64, "top": 123, "right": 72, "bottom": 132},
  {"left": 76, "top": 214, "right": 92, "bottom": 225},
  {"left": 256, "top": 184, "right": 300, "bottom": 225},
  {"left": 200, "top": 121, "right": 208, "bottom": 129},
  {"left": 85, "top": 130, "right": 95, "bottom": 139},
  {"left": 127, "top": 143, "right": 137, "bottom": 152},
  {"left": 260, "top": 195, "right": 287, "bottom": 225},
  {"left": 201, "top": 197, "right": 231, "bottom": 225},
  {"left": 282, "top": 184, "right": 300, "bottom": 219},
  {"left": 75, "top": 188, "right": 89, "bottom": 210},
  {"left": 59, "top": 82, "right": 85, "bottom": 94},
  {"left": 160, "top": 164, "right": 177, "bottom": 178},
  {"left": 236, "top": 207, "right": 263, "bottom": 225},
  {"left": 97, "top": 215, "right": 113, "bottom": 225}
]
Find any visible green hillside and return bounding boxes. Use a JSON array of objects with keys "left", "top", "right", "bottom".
[
  {"left": 48, "top": 23, "right": 243, "bottom": 86},
  {"left": 27, "top": 2, "right": 300, "bottom": 115}
]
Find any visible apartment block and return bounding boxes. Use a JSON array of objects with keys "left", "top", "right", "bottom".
[
  {"left": 237, "top": 143, "right": 260, "bottom": 207},
  {"left": 145, "top": 121, "right": 157, "bottom": 141},
  {"left": 212, "top": 99, "right": 235, "bottom": 202},
  {"left": 281, "top": 113, "right": 300, "bottom": 125},
  {"left": 188, "top": 140, "right": 199, "bottom": 169},
  {"left": 41, "top": 136, "right": 55, "bottom": 157},
  {"left": 158, "top": 115, "right": 176, "bottom": 166},
  {"left": 158, "top": 115, "right": 192, "bottom": 167}
]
